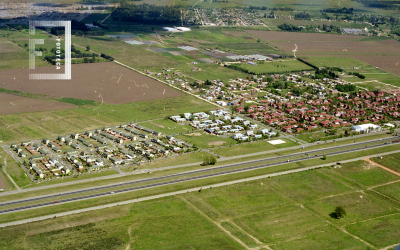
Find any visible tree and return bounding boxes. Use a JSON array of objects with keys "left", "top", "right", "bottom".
[
  {"left": 321, "top": 154, "right": 327, "bottom": 160},
  {"left": 330, "top": 206, "right": 346, "bottom": 219},
  {"left": 202, "top": 156, "right": 217, "bottom": 166},
  {"left": 86, "top": 45, "right": 91, "bottom": 51}
]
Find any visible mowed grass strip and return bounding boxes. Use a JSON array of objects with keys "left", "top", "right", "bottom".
[
  {"left": 139, "top": 118, "right": 194, "bottom": 135},
  {"left": 211, "top": 139, "right": 297, "bottom": 157},
  {"left": 238, "top": 59, "right": 313, "bottom": 74}
]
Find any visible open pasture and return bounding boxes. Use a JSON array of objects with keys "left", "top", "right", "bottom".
[
  {"left": 239, "top": 59, "right": 313, "bottom": 74},
  {"left": 0, "top": 93, "right": 76, "bottom": 115},
  {"left": 0, "top": 62, "right": 183, "bottom": 104}
]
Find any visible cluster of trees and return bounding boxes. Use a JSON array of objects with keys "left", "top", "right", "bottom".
[
  {"left": 322, "top": 7, "right": 354, "bottom": 14},
  {"left": 100, "top": 53, "right": 114, "bottom": 61},
  {"left": 271, "top": 7, "right": 294, "bottom": 11},
  {"left": 277, "top": 23, "right": 303, "bottom": 32},
  {"left": 314, "top": 68, "right": 338, "bottom": 79},
  {"left": 202, "top": 156, "right": 217, "bottom": 166},
  {"left": 321, "top": 24, "right": 342, "bottom": 33},
  {"left": 295, "top": 12, "right": 311, "bottom": 20},
  {"left": 336, "top": 84, "right": 356, "bottom": 92},
  {"left": 350, "top": 72, "right": 366, "bottom": 79},
  {"left": 50, "top": 20, "right": 105, "bottom": 37},
  {"left": 111, "top": 3, "right": 181, "bottom": 25},
  {"left": 353, "top": 0, "right": 400, "bottom": 10}
]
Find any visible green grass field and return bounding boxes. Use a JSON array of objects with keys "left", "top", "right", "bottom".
[
  {"left": 329, "top": 160, "right": 399, "bottom": 187},
  {"left": 139, "top": 119, "right": 194, "bottom": 135},
  {"left": 372, "top": 152, "right": 400, "bottom": 173},
  {"left": 0, "top": 95, "right": 215, "bottom": 144},
  {"left": 238, "top": 59, "right": 313, "bottom": 74},
  {"left": 2, "top": 163, "right": 399, "bottom": 249},
  {"left": 211, "top": 139, "right": 298, "bottom": 157}
]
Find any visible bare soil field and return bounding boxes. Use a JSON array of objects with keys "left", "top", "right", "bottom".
[
  {"left": 247, "top": 30, "right": 362, "bottom": 42},
  {"left": 351, "top": 55, "right": 400, "bottom": 76},
  {"left": 0, "top": 93, "right": 76, "bottom": 115},
  {"left": 247, "top": 30, "right": 400, "bottom": 76},
  {"left": 0, "top": 62, "right": 183, "bottom": 104},
  {"left": 269, "top": 39, "right": 400, "bottom": 55}
]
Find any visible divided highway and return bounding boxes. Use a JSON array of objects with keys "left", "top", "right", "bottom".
[{"left": 0, "top": 136, "right": 398, "bottom": 214}]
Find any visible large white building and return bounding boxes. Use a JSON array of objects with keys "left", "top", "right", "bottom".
[{"left": 352, "top": 123, "right": 382, "bottom": 133}]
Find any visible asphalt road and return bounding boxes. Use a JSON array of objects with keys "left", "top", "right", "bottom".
[{"left": 0, "top": 136, "right": 398, "bottom": 214}]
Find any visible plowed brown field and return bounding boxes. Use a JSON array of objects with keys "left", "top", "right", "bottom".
[
  {"left": 0, "top": 62, "right": 183, "bottom": 104},
  {"left": 0, "top": 93, "right": 76, "bottom": 114},
  {"left": 247, "top": 30, "right": 400, "bottom": 76}
]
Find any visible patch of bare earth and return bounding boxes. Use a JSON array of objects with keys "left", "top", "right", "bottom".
[
  {"left": 208, "top": 141, "right": 225, "bottom": 146},
  {"left": 186, "top": 132, "right": 202, "bottom": 136}
]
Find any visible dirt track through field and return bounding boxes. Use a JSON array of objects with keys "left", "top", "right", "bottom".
[
  {"left": 365, "top": 158, "right": 400, "bottom": 177},
  {"left": 0, "top": 62, "right": 183, "bottom": 104},
  {"left": 0, "top": 93, "right": 76, "bottom": 114}
]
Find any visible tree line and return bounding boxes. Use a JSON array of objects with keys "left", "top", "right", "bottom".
[{"left": 111, "top": 3, "right": 181, "bottom": 25}]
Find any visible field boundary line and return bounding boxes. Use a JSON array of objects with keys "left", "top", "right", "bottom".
[
  {"left": 365, "top": 158, "right": 400, "bottom": 177},
  {"left": 179, "top": 195, "right": 260, "bottom": 250},
  {"left": 2, "top": 156, "right": 20, "bottom": 190},
  {"left": 380, "top": 243, "right": 400, "bottom": 250},
  {"left": 112, "top": 60, "right": 221, "bottom": 109},
  {"left": 345, "top": 212, "right": 400, "bottom": 227},
  {"left": 368, "top": 179, "right": 400, "bottom": 190}
]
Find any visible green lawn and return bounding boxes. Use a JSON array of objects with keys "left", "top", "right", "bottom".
[
  {"left": 0, "top": 148, "right": 31, "bottom": 188},
  {"left": 329, "top": 160, "right": 400, "bottom": 187},
  {"left": 0, "top": 95, "right": 215, "bottom": 143},
  {"left": 238, "top": 59, "right": 313, "bottom": 74},
  {"left": 304, "top": 56, "right": 369, "bottom": 69},
  {"left": 211, "top": 139, "right": 297, "bottom": 157},
  {"left": 139, "top": 119, "right": 194, "bottom": 135}
]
